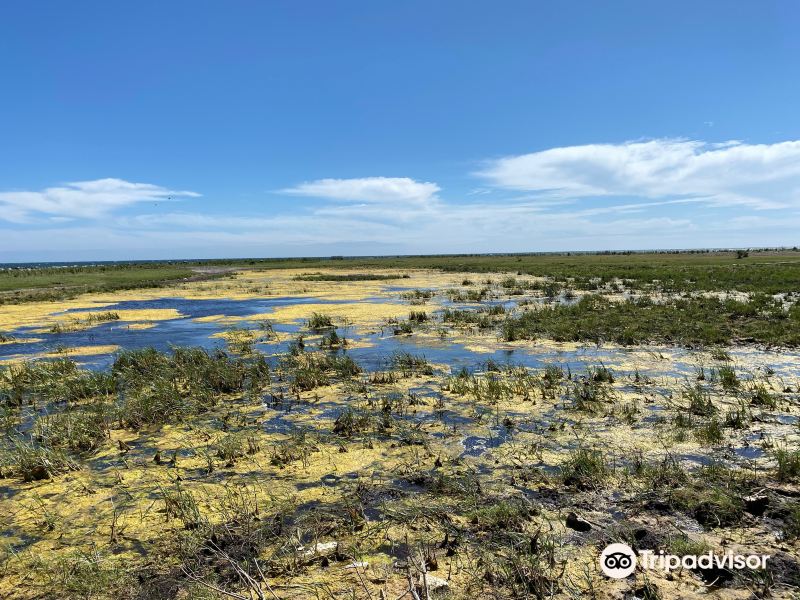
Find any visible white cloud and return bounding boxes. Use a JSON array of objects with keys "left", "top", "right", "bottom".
[
  {"left": 0, "top": 178, "right": 199, "bottom": 222},
  {"left": 478, "top": 139, "right": 800, "bottom": 209},
  {"left": 281, "top": 177, "right": 440, "bottom": 205},
  {"left": 6, "top": 139, "right": 800, "bottom": 260}
]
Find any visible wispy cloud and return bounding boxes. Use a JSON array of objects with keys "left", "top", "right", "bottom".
[
  {"left": 4, "top": 139, "right": 800, "bottom": 260},
  {"left": 280, "top": 177, "right": 440, "bottom": 205},
  {"left": 0, "top": 178, "right": 200, "bottom": 222},
  {"left": 477, "top": 139, "right": 800, "bottom": 209}
]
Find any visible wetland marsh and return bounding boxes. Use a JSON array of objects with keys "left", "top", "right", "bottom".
[{"left": 1, "top": 253, "right": 799, "bottom": 599}]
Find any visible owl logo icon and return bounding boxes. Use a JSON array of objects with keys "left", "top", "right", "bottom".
[{"left": 600, "top": 543, "right": 637, "bottom": 578}]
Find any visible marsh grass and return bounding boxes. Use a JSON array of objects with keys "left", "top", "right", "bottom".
[
  {"left": 774, "top": 447, "right": 800, "bottom": 482},
  {"left": 672, "top": 484, "right": 744, "bottom": 528},
  {"left": 567, "top": 378, "right": 610, "bottom": 413},
  {"left": 281, "top": 349, "right": 361, "bottom": 392},
  {"left": 306, "top": 312, "right": 334, "bottom": 331},
  {"left": 710, "top": 347, "right": 732, "bottom": 361},
  {"left": 34, "top": 405, "right": 111, "bottom": 454},
  {"left": 447, "top": 287, "right": 491, "bottom": 303},
  {"left": 3, "top": 255, "right": 800, "bottom": 597},
  {"left": 784, "top": 503, "right": 800, "bottom": 540},
  {"left": 369, "top": 370, "right": 399, "bottom": 384},
  {"left": 2, "top": 349, "right": 279, "bottom": 478},
  {"left": 446, "top": 371, "right": 510, "bottom": 405},
  {"left": 49, "top": 311, "right": 120, "bottom": 333},
  {"left": 694, "top": 417, "right": 724, "bottom": 445},
  {"left": 214, "top": 432, "right": 254, "bottom": 465},
  {"left": 475, "top": 528, "right": 563, "bottom": 598},
  {"left": 408, "top": 310, "right": 428, "bottom": 323},
  {"left": 667, "top": 534, "right": 711, "bottom": 557},
  {"left": 588, "top": 364, "right": 614, "bottom": 383},
  {"left": 319, "top": 328, "right": 347, "bottom": 349},
  {"left": 391, "top": 352, "right": 434, "bottom": 376},
  {"left": 561, "top": 447, "right": 608, "bottom": 489},
  {"left": 667, "top": 463, "right": 748, "bottom": 528},
  {"left": 749, "top": 383, "right": 778, "bottom": 409},
  {"left": 392, "top": 320, "right": 414, "bottom": 335},
  {"left": 0, "top": 263, "right": 199, "bottom": 305},
  {"left": 441, "top": 305, "right": 504, "bottom": 330},
  {"left": 715, "top": 364, "right": 739, "bottom": 391},
  {"left": 501, "top": 293, "right": 800, "bottom": 346},
  {"left": 400, "top": 289, "right": 434, "bottom": 301},
  {"left": 29, "top": 546, "right": 132, "bottom": 599},
  {"left": 467, "top": 498, "right": 534, "bottom": 531},
  {"left": 113, "top": 347, "right": 269, "bottom": 428},
  {"left": 270, "top": 429, "right": 318, "bottom": 467},
  {"left": 0, "top": 358, "right": 114, "bottom": 406},
  {"left": 253, "top": 250, "right": 800, "bottom": 295},
  {"left": 723, "top": 401, "right": 750, "bottom": 429},
  {"left": 683, "top": 383, "right": 716, "bottom": 417},
  {"left": 161, "top": 483, "right": 207, "bottom": 531},
  {"left": 1, "top": 436, "right": 78, "bottom": 481},
  {"left": 633, "top": 454, "right": 690, "bottom": 489},
  {"left": 333, "top": 407, "right": 373, "bottom": 437},
  {"left": 221, "top": 327, "right": 258, "bottom": 355}
]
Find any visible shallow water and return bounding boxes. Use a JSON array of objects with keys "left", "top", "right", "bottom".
[
  {"left": 4, "top": 294, "right": 800, "bottom": 384},
  {"left": 1, "top": 296, "right": 355, "bottom": 368}
]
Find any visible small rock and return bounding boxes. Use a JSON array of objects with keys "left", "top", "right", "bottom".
[
  {"left": 419, "top": 574, "right": 449, "bottom": 595},
  {"left": 565, "top": 512, "right": 592, "bottom": 532},
  {"left": 25, "top": 465, "right": 49, "bottom": 482},
  {"left": 345, "top": 561, "right": 369, "bottom": 569},
  {"left": 744, "top": 494, "right": 769, "bottom": 516}
]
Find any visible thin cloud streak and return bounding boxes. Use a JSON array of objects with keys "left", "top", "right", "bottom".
[
  {"left": 280, "top": 177, "right": 440, "bottom": 205},
  {"left": 0, "top": 178, "right": 200, "bottom": 222}
]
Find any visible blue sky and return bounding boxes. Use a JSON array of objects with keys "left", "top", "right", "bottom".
[{"left": 1, "top": 1, "right": 799, "bottom": 261}]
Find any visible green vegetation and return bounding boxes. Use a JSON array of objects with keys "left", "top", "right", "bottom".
[
  {"left": 670, "top": 476, "right": 745, "bottom": 527},
  {"left": 785, "top": 502, "right": 800, "bottom": 540},
  {"left": 49, "top": 311, "right": 120, "bottom": 333},
  {"left": 775, "top": 447, "right": 800, "bottom": 482},
  {"left": 195, "top": 249, "right": 800, "bottom": 294},
  {"left": 306, "top": 312, "right": 334, "bottom": 331},
  {"left": 0, "top": 263, "right": 203, "bottom": 304},
  {"left": 561, "top": 447, "right": 608, "bottom": 489},
  {"left": 501, "top": 294, "right": 800, "bottom": 346},
  {"left": 4, "top": 249, "right": 800, "bottom": 305},
  {"left": 391, "top": 352, "right": 434, "bottom": 376}
]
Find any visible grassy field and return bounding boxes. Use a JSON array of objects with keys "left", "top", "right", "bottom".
[
  {"left": 0, "top": 264, "right": 204, "bottom": 304},
  {"left": 502, "top": 294, "right": 800, "bottom": 347},
  {"left": 213, "top": 249, "right": 800, "bottom": 293},
  {"left": 4, "top": 250, "right": 800, "bottom": 301}
]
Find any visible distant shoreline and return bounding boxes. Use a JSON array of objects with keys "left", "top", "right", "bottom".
[{"left": 2, "top": 246, "right": 798, "bottom": 269}]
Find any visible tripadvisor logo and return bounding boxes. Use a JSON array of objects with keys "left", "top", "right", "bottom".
[
  {"left": 600, "top": 543, "right": 769, "bottom": 579},
  {"left": 600, "top": 543, "right": 637, "bottom": 578}
]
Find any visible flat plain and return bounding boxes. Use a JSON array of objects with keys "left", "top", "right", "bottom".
[{"left": 1, "top": 251, "right": 799, "bottom": 599}]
